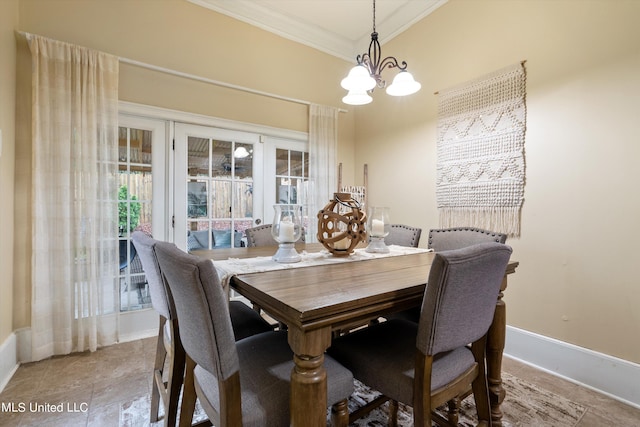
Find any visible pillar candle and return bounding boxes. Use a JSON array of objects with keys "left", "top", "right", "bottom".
[
  {"left": 371, "top": 219, "right": 384, "bottom": 236},
  {"left": 334, "top": 237, "right": 349, "bottom": 250},
  {"left": 279, "top": 219, "right": 295, "bottom": 241}
]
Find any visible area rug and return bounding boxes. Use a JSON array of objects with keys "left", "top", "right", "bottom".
[{"left": 120, "top": 372, "right": 586, "bottom": 426}]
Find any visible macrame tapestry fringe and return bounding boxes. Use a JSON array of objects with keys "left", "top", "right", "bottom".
[
  {"left": 436, "top": 62, "right": 526, "bottom": 238},
  {"left": 340, "top": 185, "right": 366, "bottom": 211},
  {"left": 439, "top": 207, "right": 521, "bottom": 237}
]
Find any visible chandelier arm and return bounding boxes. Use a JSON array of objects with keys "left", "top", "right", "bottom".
[
  {"left": 341, "top": 0, "right": 419, "bottom": 103},
  {"left": 379, "top": 57, "right": 408, "bottom": 72}
]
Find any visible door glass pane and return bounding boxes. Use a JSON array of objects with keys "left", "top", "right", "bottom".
[
  {"left": 275, "top": 149, "right": 307, "bottom": 205},
  {"left": 274, "top": 147, "right": 309, "bottom": 239},
  {"left": 186, "top": 136, "right": 254, "bottom": 250},
  {"left": 188, "top": 137, "right": 210, "bottom": 177},
  {"left": 118, "top": 126, "right": 153, "bottom": 312}
]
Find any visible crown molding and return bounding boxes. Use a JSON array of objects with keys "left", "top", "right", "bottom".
[{"left": 188, "top": 0, "right": 447, "bottom": 62}]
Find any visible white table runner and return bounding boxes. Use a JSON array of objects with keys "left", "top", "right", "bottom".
[{"left": 213, "top": 245, "right": 433, "bottom": 296}]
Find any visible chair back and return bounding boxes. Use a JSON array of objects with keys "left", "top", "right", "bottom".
[
  {"left": 131, "top": 232, "right": 171, "bottom": 319},
  {"left": 416, "top": 242, "right": 512, "bottom": 356},
  {"left": 154, "top": 241, "right": 239, "bottom": 380},
  {"left": 385, "top": 224, "right": 422, "bottom": 247},
  {"left": 245, "top": 224, "right": 276, "bottom": 247},
  {"left": 427, "top": 227, "right": 506, "bottom": 252}
]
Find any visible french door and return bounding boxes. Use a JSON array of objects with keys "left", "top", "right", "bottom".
[
  {"left": 174, "top": 123, "right": 265, "bottom": 252},
  {"left": 117, "top": 105, "right": 308, "bottom": 338},
  {"left": 117, "top": 114, "right": 168, "bottom": 338},
  {"left": 174, "top": 125, "right": 310, "bottom": 251}
]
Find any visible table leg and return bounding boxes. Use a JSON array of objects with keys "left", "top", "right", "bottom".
[
  {"left": 288, "top": 326, "right": 332, "bottom": 427},
  {"left": 486, "top": 280, "right": 507, "bottom": 426}
]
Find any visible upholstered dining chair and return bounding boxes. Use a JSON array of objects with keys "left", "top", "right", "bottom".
[
  {"left": 244, "top": 224, "right": 276, "bottom": 247},
  {"left": 385, "top": 224, "right": 422, "bottom": 247},
  {"left": 154, "top": 241, "right": 354, "bottom": 427},
  {"left": 390, "top": 227, "right": 508, "bottom": 324},
  {"left": 329, "top": 242, "right": 512, "bottom": 427},
  {"left": 428, "top": 227, "right": 507, "bottom": 251},
  {"left": 131, "top": 232, "right": 273, "bottom": 427}
]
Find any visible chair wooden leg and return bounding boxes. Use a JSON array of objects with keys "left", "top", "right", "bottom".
[
  {"left": 447, "top": 397, "right": 461, "bottom": 425},
  {"left": 179, "top": 356, "right": 198, "bottom": 427},
  {"left": 388, "top": 399, "right": 399, "bottom": 427},
  {"left": 150, "top": 316, "right": 168, "bottom": 423},
  {"left": 165, "top": 320, "right": 185, "bottom": 427},
  {"left": 330, "top": 399, "right": 349, "bottom": 427},
  {"left": 471, "top": 339, "right": 492, "bottom": 427}
]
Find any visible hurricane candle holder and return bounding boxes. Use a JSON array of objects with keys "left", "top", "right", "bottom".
[
  {"left": 317, "top": 193, "right": 367, "bottom": 256},
  {"left": 366, "top": 206, "right": 390, "bottom": 253},
  {"left": 271, "top": 204, "right": 303, "bottom": 263}
]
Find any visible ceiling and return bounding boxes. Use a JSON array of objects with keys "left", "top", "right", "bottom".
[{"left": 188, "top": 0, "right": 448, "bottom": 61}]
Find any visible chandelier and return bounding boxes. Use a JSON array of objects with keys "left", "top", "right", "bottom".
[{"left": 341, "top": 0, "right": 421, "bottom": 105}]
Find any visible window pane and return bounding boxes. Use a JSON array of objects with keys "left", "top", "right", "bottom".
[
  {"left": 187, "top": 180, "right": 208, "bottom": 218},
  {"left": 276, "top": 148, "right": 288, "bottom": 175},
  {"left": 234, "top": 143, "right": 253, "bottom": 179},
  {"left": 187, "top": 221, "right": 213, "bottom": 251},
  {"left": 213, "top": 140, "right": 232, "bottom": 178},
  {"left": 291, "top": 151, "right": 303, "bottom": 176},
  {"left": 212, "top": 180, "right": 231, "bottom": 218},
  {"left": 188, "top": 137, "right": 210, "bottom": 177},
  {"left": 118, "top": 126, "right": 153, "bottom": 312}
]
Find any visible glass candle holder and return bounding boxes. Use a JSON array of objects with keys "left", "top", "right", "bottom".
[
  {"left": 271, "top": 204, "right": 303, "bottom": 263},
  {"left": 366, "top": 206, "right": 390, "bottom": 253}
]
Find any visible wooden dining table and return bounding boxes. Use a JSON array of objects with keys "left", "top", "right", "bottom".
[{"left": 193, "top": 243, "right": 519, "bottom": 427}]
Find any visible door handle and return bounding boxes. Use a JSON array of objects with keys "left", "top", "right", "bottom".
[{"left": 255, "top": 218, "right": 262, "bottom": 225}]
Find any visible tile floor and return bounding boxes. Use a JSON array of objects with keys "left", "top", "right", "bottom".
[{"left": 1, "top": 337, "right": 639, "bottom": 426}]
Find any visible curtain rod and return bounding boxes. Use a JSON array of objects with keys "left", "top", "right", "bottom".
[{"left": 17, "top": 31, "right": 347, "bottom": 113}]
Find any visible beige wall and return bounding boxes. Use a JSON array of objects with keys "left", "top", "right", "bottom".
[
  {"left": 9, "top": 0, "right": 640, "bottom": 366},
  {"left": 0, "top": 0, "right": 18, "bottom": 347},
  {"left": 356, "top": 0, "right": 640, "bottom": 363}
]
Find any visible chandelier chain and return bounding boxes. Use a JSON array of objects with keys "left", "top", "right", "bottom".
[{"left": 372, "top": 0, "right": 376, "bottom": 33}]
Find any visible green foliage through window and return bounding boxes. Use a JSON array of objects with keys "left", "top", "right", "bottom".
[{"left": 119, "top": 185, "right": 141, "bottom": 235}]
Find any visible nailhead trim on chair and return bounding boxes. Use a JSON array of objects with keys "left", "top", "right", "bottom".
[{"left": 428, "top": 227, "right": 506, "bottom": 247}]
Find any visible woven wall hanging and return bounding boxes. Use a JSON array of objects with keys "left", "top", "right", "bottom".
[{"left": 436, "top": 62, "right": 526, "bottom": 237}]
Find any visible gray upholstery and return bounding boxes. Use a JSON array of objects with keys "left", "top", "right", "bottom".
[
  {"left": 195, "top": 331, "right": 354, "bottom": 426},
  {"left": 329, "top": 242, "right": 512, "bottom": 419},
  {"left": 131, "top": 232, "right": 171, "bottom": 319},
  {"left": 228, "top": 301, "right": 274, "bottom": 341},
  {"left": 154, "top": 242, "right": 353, "bottom": 426},
  {"left": 245, "top": 224, "right": 276, "bottom": 247},
  {"left": 391, "top": 227, "right": 508, "bottom": 323},
  {"left": 385, "top": 224, "right": 422, "bottom": 247},
  {"left": 133, "top": 232, "right": 271, "bottom": 340},
  {"left": 416, "top": 242, "right": 512, "bottom": 355},
  {"left": 428, "top": 227, "right": 507, "bottom": 252}
]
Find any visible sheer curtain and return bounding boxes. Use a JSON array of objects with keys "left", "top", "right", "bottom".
[
  {"left": 28, "top": 34, "right": 120, "bottom": 361},
  {"left": 308, "top": 104, "right": 339, "bottom": 243}
]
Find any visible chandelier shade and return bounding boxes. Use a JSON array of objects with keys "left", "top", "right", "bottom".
[
  {"left": 341, "top": 0, "right": 421, "bottom": 105},
  {"left": 341, "top": 65, "right": 376, "bottom": 91},
  {"left": 342, "top": 89, "right": 373, "bottom": 105},
  {"left": 386, "top": 70, "right": 422, "bottom": 96}
]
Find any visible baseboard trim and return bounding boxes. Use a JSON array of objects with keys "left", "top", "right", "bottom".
[
  {"left": 0, "top": 332, "right": 19, "bottom": 394},
  {"left": 118, "top": 328, "right": 157, "bottom": 344},
  {"left": 505, "top": 326, "right": 640, "bottom": 409}
]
